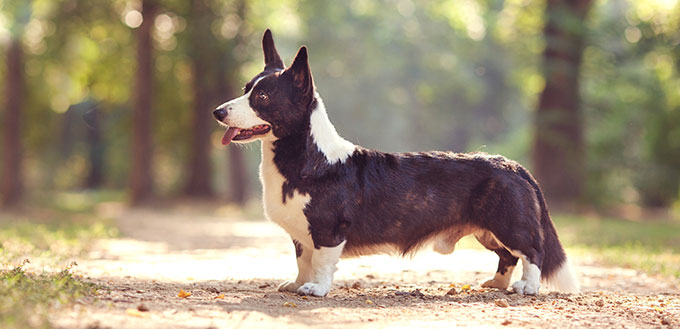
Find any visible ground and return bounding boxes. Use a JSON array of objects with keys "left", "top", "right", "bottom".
[{"left": 36, "top": 204, "right": 680, "bottom": 328}]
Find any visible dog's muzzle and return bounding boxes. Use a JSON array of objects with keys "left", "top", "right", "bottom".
[{"left": 213, "top": 108, "right": 227, "bottom": 121}]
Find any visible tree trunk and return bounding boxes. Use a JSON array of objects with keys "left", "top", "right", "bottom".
[
  {"left": 224, "top": 0, "right": 249, "bottom": 205},
  {"left": 184, "top": 0, "right": 216, "bottom": 197},
  {"left": 533, "top": 0, "right": 592, "bottom": 206},
  {"left": 1, "top": 38, "right": 24, "bottom": 208},
  {"left": 130, "top": 0, "right": 157, "bottom": 205},
  {"left": 84, "top": 106, "right": 104, "bottom": 189}
]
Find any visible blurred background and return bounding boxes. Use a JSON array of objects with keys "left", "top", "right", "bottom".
[{"left": 0, "top": 0, "right": 679, "bottom": 215}]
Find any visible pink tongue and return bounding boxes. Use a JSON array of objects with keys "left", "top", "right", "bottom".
[{"left": 221, "top": 127, "right": 241, "bottom": 145}]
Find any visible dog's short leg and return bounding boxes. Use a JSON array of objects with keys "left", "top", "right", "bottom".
[
  {"left": 481, "top": 248, "right": 518, "bottom": 290},
  {"left": 296, "top": 241, "right": 345, "bottom": 297},
  {"left": 511, "top": 255, "right": 541, "bottom": 295},
  {"left": 479, "top": 230, "right": 542, "bottom": 295},
  {"left": 278, "top": 239, "right": 313, "bottom": 293},
  {"left": 474, "top": 231, "right": 519, "bottom": 289}
]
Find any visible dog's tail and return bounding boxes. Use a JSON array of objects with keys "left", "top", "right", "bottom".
[{"left": 518, "top": 167, "right": 580, "bottom": 293}]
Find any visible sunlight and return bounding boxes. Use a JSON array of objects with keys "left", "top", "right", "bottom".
[{"left": 123, "top": 10, "right": 143, "bottom": 29}]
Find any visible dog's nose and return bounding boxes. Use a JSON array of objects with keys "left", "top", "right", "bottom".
[{"left": 213, "top": 108, "right": 227, "bottom": 121}]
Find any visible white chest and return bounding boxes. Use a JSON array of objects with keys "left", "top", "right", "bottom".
[{"left": 259, "top": 141, "right": 314, "bottom": 247}]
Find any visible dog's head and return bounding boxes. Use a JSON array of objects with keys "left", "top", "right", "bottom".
[{"left": 213, "top": 29, "right": 315, "bottom": 145}]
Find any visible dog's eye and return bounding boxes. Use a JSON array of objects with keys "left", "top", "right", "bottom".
[{"left": 257, "top": 91, "right": 268, "bottom": 102}]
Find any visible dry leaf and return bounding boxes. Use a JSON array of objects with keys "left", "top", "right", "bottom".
[
  {"left": 494, "top": 299, "right": 510, "bottom": 308},
  {"left": 366, "top": 299, "right": 374, "bottom": 304},
  {"left": 283, "top": 301, "right": 297, "bottom": 308},
  {"left": 461, "top": 284, "right": 471, "bottom": 291},
  {"left": 126, "top": 308, "right": 147, "bottom": 318},
  {"left": 215, "top": 294, "right": 225, "bottom": 300},
  {"left": 446, "top": 288, "right": 457, "bottom": 295},
  {"left": 449, "top": 283, "right": 456, "bottom": 288},
  {"left": 177, "top": 289, "right": 192, "bottom": 298}
]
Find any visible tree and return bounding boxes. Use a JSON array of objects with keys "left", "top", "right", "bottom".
[
  {"left": 1, "top": 38, "right": 24, "bottom": 208},
  {"left": 130, "top": 0, "right": 158, "bottom": 204},
  {"left": 183, "top": 0, "right": 219, "bottom": 198},
  {"left": 533, "top": 0, "right": 593, "bottom": 206}
]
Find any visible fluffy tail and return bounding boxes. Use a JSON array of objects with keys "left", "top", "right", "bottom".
[{"left": 518, "top": 167, "right": 580, "bottom": 293}]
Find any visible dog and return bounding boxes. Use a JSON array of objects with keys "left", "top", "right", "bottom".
[{"left": 212, "top": 29, "right": 579, "bottom": 297}]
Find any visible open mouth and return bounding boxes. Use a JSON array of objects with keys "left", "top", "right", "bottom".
[{"left": 221, "top": 124, "right": 271, "bottom": 145}]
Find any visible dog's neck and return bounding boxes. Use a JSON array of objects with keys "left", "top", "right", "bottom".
[
  {"left": 261, "top": 93, "right": 356, "bottom": 170},
  {"left": 307, "top": 93, "right": 356, "bottom": 163}
]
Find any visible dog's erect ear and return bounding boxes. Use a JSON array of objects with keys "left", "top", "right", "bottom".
[
  {"left": 282, "top": 46, "right": 314, "bottom": 103},
  {"left": 262, "top": 29, "right": 284, "bottom": 70}
]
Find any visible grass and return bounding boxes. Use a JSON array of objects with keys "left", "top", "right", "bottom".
[
  {"left": 553, "top": 215, "right": 680, "bottom": 279},
  {"left": 0, "top": 191, "right": 120, "bottom": 265},
  {"left": 0, "top": 191, "right": 119, "bottom": 329},
  {"left": 0, "top": 261, "right": 100, "bottom": 329}
]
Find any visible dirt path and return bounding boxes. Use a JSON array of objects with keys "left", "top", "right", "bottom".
[{"left": 53, "top": 205, "right": 679, "bottom": 329}]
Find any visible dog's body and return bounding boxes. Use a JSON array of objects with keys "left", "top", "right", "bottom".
[{"left": 213, "top": 30, "right": 579, "bottom": 297}]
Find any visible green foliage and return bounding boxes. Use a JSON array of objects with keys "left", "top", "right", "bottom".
[
  {"left": 1, "top": 0, "right": 679, "bottom": 207},
  {"left": 0, "top": 261, "right": 100, "bottom": 329},
  {"left": 0, "top": 191, "right": 120, "bottom": 264},
  {"left": 582, "top": 0, "right": 680, "bottom": 207}
]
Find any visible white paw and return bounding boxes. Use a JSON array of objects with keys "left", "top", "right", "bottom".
[
  {"left": 296, "top": 282, "right": 330, "bottom": 297},
  {"left": 481, "top": 277, "right": 510, "bottom": 290},
  {"left": 512, "top": 279, "right": 539, "bottom": 295},
  {"left": 278, "top": 280, "right": 301, "bottom": 293}
]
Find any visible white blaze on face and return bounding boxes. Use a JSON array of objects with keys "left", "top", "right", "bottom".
[
  {"left": 215, "top": 77, "right": 273, "bottom": 144},
  {"left": 217, "top": 90, "right": 270, "bottom": 130}
]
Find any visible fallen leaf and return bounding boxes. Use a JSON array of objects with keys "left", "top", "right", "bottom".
[
  {"left": 652, "top": 306, "right": 665, "bottom": 312},
  {"left": 177, "top": 289, "right": 192, "bottom": 298},
  {"left": 501, "top": 319, "right": 512, "bottom": 326},
  {"left": 446, "top": 288, "right": 457, "bottom": 295},
  {"left": 126, "top": 308, "right": 147, "bottom": 318},
  {"left": 366, "top": 299, "right": 374, "bottom": 304},
  {"left": 301, "top": 296, "right": 308, "bottom": 300},
  {"left": 137, "top": 304, "right": 149, "bottom": 312},
  {"left": 494, "top": 299, "right": 510, "bottom": 308},
  {"left": 461, "top": 284, "right": 471, "bottom": 291},
  {"left": 215, "top": 294, "right": 225, "bottom": 299},
  {"left": 283, "top": 301, "right": 297, "bottom": 308}
]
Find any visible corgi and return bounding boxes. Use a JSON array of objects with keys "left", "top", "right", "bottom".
[{"left": 212, "top": 29, "right": 578, "bottom": 297}]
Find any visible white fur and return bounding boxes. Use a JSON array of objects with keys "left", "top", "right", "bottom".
[
  {"left": 309, "top": 95, "right": 356, "bottom": 163},
  {"left": 544, "top": 258, "right": 580, "bottom": 293},
  {"left": 297, "top": 241, "right": 346, "bottom": 297},
  {"left": 260, "top": 141, "right": 313, "bottom": 247},
  {"left": 215, "top": 77, "right": 273, "bottom": 139},
  {"left": 512, "top": 256, "right": 541, "bottom": 295}
]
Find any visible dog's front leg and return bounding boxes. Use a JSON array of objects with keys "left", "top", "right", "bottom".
[
  {"left": 296, "top": 241, "right": 346, "bottom": 297},
  {"left": 278, "top": 239, "right": 313, "bottom": 293}
]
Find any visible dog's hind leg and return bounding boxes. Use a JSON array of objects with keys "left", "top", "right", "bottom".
[
  {"left": 474, "top": 231, "right": 518, "bottom": 290},
  {"left": 486, "top": 224, "right": 544, "bottom": 295},
  {"left": 278, "top": 239, "right": 313, "bottom": 293}
]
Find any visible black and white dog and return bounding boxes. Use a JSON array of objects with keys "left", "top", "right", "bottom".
[{"left": 213, "top": 30, "right": 578, "bottom": 297}]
